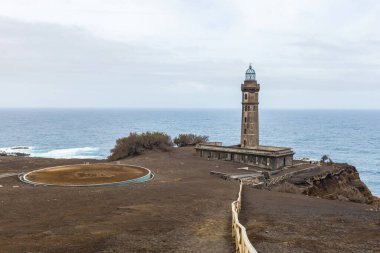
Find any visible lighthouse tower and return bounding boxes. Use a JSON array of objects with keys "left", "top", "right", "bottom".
[
  {"left": 241, "top": 64, "right": 260, "bottom": 148},
  {"left": 195, "top": 63, "right": 294, "bottom": 170}
]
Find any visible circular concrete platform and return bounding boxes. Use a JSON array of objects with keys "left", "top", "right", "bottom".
[{"left": 20, "top": 163, "right": 153, "bottom": 187}]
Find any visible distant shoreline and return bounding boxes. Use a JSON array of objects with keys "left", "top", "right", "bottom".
[{"left": 1, "top": 109, "right": 379, "bottom": 196}]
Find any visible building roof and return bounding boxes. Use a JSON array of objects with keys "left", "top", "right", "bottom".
[{"left": 195, "top": 143, "right": 294, "bottom": 157}]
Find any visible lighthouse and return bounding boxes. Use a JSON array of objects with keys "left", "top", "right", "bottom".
[
  {"left": 241, "top": 64, "right": 260, "bottom": 148},
  {"left": 195, "top": 63, "right": 294, "bottom": 170}
]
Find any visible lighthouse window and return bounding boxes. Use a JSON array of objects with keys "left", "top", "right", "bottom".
[
  {"left": 244, "top": 94, "right": 248, "bottom": 100},
  {"left": 244, "top": 117, "right": 247, "bottom": 123},
  {"left": 244, "top": 128, "right": 247, "bottom": 134}
]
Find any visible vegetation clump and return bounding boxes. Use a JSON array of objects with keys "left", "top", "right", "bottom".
[
  {"left": 173, "top": 134, "right": 209, "bottom": 147},
  {"left": 108, "top": 132, "right": 173, "bottom": 161}
]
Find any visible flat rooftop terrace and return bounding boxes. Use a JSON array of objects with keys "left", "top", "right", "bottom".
[
  {"left": 245, "top": 145, "right": 291, "bottom": 152},
  {"left": 196, "top": 143, "right": 294, "bottom": 156}
]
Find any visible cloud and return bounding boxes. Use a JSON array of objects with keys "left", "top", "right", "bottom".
[
  {"left": 0, "top": 17, "right": 245, "bottom": 108},
  {"left": 0, "top": 1, "right": 379, "bottom": 109}
]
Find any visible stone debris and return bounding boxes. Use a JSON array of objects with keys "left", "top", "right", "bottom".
[
  {"left": 229, "top": 173, "right": 262, "bottom": 180},
  {"left": 210, "top": 171, "right": 265, "bottom": 188},
  {"left": 42, "top": 230, "right": 53, "bottom": 236}
]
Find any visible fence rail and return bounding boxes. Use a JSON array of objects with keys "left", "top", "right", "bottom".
[{"left": 231, "top": 180, "right": 258, "bottom": 253}]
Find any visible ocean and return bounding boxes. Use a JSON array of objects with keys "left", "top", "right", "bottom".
[{"left": 0, "top": 109, "right": 379, "bottom": 196}]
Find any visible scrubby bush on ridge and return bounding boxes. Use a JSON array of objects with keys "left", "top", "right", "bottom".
[
  {"left": 173, "top": 134, "right": 209, "bottom": 147},
  {"left": 108, "top": 132, "right": 173, "bottom": 161}
]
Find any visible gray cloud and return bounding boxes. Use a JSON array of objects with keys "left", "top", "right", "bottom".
[
  {"left": 0, "top": 17, "right": 246, "bottom": 108},
  {"left": 0, "top": 0, "right": 379, "bottom": 109}
]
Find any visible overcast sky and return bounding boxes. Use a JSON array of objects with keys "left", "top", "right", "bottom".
[{"left": 0, "top": 0, "right": 379, "bottom": 109}]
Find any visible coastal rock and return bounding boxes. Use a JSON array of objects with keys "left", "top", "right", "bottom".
[
  {"left": 305, "top": 165, "right": 376, "bottom": 204},
  {"left": 0, "top": 151, "right": 30, "bottom": 157},
  {"left": 11, "top": 152, "right": 30, "bottom": 157},
  {"left": 271, "top": 163, "right": 379, "bottom": 206},
  {"left": 11, "top": 146, "right": 29, "bottom": 150}
]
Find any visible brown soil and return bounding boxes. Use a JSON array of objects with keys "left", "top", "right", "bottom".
[
  {"left": 24, "top": 164, "right": 149, "bottom": 186},
  {"left": 240, "top": 189, "right": 380, "bottom": 253},
  {"left": 0, "top": 148, "right": 379, "bottom": 252}
]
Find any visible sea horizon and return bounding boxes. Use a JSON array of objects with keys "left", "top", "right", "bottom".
[
  {"left": 0, "top": 108, "right": 379, "bottom": 196},
  {"left": 1, "top": 107, "right": 380, "bottom": 111}
]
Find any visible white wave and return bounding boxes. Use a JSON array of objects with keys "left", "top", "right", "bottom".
[
  {"left": 0, "top": 146, "right": 33, "bottom": 154},
  {"left": 0, "top": 146, "right": 102, "bottom": 159},
  {"left": 34, "top": 147, "right": 100, "bottom": 159},
  {"left": 31, "top": 147, "right": 101, "bottom": 159}
]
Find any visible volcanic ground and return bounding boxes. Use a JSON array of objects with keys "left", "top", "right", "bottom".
[{"left": 0, "top": 147, "right": 379, "bottom": 253}]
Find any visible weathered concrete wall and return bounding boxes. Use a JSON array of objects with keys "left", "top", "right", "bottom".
[
  {"left": 197, "top": 147, "right": 294, "bottom": 170},
  {"left": 285, "top": 155, "right": 293, "bottom": 167}
]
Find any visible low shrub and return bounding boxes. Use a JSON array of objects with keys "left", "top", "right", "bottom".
[
  {"left": 173, "top": 134, "right": 209, "bottom": 147},
  {"left": 108, "top": 132, "right": 173, "bottom": 161}
]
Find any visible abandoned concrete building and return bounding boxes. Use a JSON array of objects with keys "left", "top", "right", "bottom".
[{"left": 195, "top": 64, "right": 294, "bottom": 170}]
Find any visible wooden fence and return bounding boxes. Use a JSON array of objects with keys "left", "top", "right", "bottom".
[{"left": 231, "top": 180, "right": 258, "bottom": 253}]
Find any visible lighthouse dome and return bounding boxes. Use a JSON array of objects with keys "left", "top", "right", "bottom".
[{"left": 245, "top": 64, "right": 256, "bottom": 81}]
